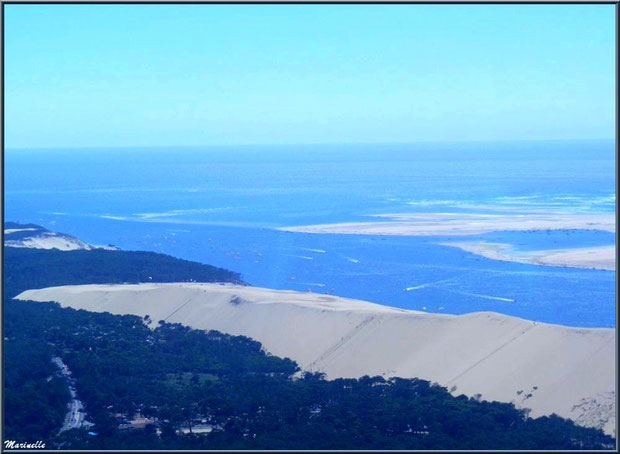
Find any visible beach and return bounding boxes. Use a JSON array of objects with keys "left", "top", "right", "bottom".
[{"left": 17, "top": 282, "right": 616, "bottom": 436}]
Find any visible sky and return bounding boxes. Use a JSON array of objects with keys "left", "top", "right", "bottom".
[{"left": 3, "top": 4, "right": 616, "bottom": 149}]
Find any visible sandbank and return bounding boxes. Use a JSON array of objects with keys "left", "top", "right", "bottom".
[
  {"left": 279, "top": 212, "right": 616, "bottom": 236},
  {"left": 441, "top": 242, "right": 616, "bottom": 271}
]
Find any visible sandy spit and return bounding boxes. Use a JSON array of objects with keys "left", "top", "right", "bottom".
[
  {"left": 279, "top": 212, "right": 616, "bottom": 236},
  {"left": 441, "top": 242, "right": 616, "bottom": 271}
]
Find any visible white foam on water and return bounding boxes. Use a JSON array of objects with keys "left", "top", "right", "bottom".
[
  {"left": 283, "top": 254, "right": 314, "bottom": 260},
  {"left": 300, "top": 247, "right": 327, "bottom": 253}
]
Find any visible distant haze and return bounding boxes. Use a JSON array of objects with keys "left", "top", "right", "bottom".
[{"left": 4, "top": 4, "right": 616, "bottom": 149}]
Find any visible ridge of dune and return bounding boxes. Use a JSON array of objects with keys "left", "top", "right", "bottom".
[{"left": 16, "top": 283, "right": 616, "bottom": 436}]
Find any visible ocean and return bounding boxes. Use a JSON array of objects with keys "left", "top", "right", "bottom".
[{"left": 4, "top": 140, "right": 616, "bottom": 327}]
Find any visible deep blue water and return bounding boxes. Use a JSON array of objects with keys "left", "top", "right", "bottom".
[{"left": 4, "top": 140, "right": 616, "bottom": 327}]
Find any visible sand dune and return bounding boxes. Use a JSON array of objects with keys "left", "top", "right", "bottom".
[
  {"left": 4, "top": 229, "right": 94, "bottom": 251},
  {"left": 279, "top": 212, "right": 616, "bottom": 236},
  {"left": 17, "top": 283, "right": 616, "bottom": 436},
  {"left": 5, "top": 233, "right": 93, "bottom": 251},
  {"left": 441, "top": 242, "right": 616, "bottom": 271},
  {"left": 4, "top": 230, "right": 118, "bottom": 251}
]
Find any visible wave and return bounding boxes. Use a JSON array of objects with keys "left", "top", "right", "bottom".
[
  {"left": 100, "top": 215, "right": 129, "bottom": 221},
  {"left": 133, "top": 207, "right": 236, "bottom": 219},
  {"left": 403, "top": 194, "right": 615, "bottom": 214},
  {"left": 495, "top": 195, "right": 541, "bottom": 201},
  {"left": 407, "top": 200, "right": 469, "bottom": 207},
  {"left": 283, "top": 254, "right": 314, "bottom": 260},
  {"left": 299, "top": 247, "right": 327, "bottom": 253},
  {"left": 97, "top": 215, "right": 273, "bottom": 228},
  {"left": 444, "top": 288, "right": 515, "bottom": 302}
]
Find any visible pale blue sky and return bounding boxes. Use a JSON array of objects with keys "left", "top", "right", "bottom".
[{"left": 4, "top": 4, "right": 616, "bottom": 148}]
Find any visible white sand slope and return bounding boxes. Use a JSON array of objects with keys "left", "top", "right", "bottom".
[
  {"left": 441, "top": 242, "right": 616, "bottom": 271},
  {"left": 4, "top": 228, "right": 38, "bottom": 234},
  {"left": 4, "top": 230, "right": 118, "bottom": 251},
  {"left": 17, "top": 283, "right": 616, "bottom": 436},
  {"left": 5, "top": 231, "right": 94, "bottom": 251}
]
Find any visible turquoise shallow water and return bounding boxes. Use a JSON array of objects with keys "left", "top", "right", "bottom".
[{"left": 4, "top": 140, "right": 616, "bottom": 327}]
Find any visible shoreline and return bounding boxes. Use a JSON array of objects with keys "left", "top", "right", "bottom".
[
  {"left": 440, "top": 242, "right": 616, "bottom": 271},
  {"left": 16, "top": 282, "right": 616, "bottom": 436}
]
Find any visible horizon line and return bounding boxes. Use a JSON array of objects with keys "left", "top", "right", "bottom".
[{"left": 4, "top": 137, "right": 616, "bottom": 152}]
